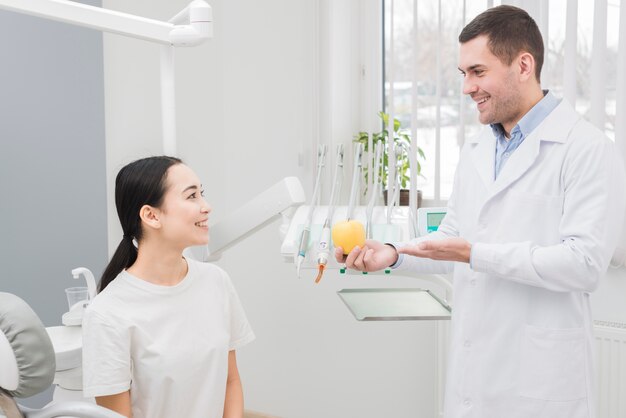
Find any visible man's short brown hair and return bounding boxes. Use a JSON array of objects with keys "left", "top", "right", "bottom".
[{"left": 459, "top": 5, "right": 544, "bottom": 82}]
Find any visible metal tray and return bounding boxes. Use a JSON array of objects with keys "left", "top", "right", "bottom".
[{"left": 337, "top": 288, "right": 451, "bottom": 321}]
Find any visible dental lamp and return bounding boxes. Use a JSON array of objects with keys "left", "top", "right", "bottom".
[{"left": 0, "top": 0, "right": 213, "bottom": 155}]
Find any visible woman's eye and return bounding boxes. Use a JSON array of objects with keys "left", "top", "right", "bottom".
[{"left": 187, "top": 189, "right": 204, "bottom": 199}]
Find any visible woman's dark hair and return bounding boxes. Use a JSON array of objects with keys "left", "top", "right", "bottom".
[
  {"left": 99, "top": 156, "right": 182, "bottom": 292},
  {"left": 459, "top": 5, "right": 544, "bottom": 82}
]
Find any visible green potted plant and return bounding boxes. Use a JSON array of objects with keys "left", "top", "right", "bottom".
[{"left": 354, "top": 111, "right": 426, "bottom": 207}]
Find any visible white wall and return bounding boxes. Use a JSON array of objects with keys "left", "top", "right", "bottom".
[{"left": 102, "top": 0, "right": 438, "bottom": 417}]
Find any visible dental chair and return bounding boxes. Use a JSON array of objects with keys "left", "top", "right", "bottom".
[{"left": 0, "top": 292, "right": 122, "bottom": 418}]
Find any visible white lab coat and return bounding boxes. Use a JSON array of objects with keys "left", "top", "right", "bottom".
[{"left": 395, "top": 99, "right": 626, "bottom": 418}]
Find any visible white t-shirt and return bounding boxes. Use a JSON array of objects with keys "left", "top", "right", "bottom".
[{"left": 82, "top": 258, "right": 255, "bottom": 418}]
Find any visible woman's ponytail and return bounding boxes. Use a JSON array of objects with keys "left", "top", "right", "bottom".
[
  {"left": 97, "top": 156, "right": 182, "bottom": 292},
  {"left": 98, "top": 237, "right": 138, "bottom": 292}
]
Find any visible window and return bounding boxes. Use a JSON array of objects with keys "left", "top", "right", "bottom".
[{"left": 383, "top": 0, "right": 623, "bottom": 202}]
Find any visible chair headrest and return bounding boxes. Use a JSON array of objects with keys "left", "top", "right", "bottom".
[{"left": 0, "top": 292, "right": 56, "bottom": 398}]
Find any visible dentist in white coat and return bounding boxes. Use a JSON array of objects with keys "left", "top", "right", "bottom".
[{"left": 336, "top": 5, "right": 626, "bottom": 418}]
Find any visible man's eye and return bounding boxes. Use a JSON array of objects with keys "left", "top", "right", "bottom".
[{"left": 475, "top": 70, "right": 484, "bottom": 76}]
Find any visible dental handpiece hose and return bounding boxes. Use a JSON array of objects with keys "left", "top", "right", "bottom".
[
  {"left": 315, "top": 145, "right": 343, "bottom": 283},
  {"left": 366, "top": 142, "right": 383, "bottom": 239},
  {"left": 296, "top": 144, "right": 327, "bottom": 277},
  {"left": 314, "top": 219, "right": 331, "bottom": 284},
  {"left": 386, "top": 144, "right": 402, "bottom": 225},
  {"left": 346, "top": 143, "right": 363, "bottom": 221}
]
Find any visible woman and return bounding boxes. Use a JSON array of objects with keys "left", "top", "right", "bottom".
[{"left": 82, "top": 156, "right": 255, "bottom": 418}]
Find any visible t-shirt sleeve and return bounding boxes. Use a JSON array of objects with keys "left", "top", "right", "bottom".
[
  {"left": 82, "top": 307, "right": 132, "bottom": 398},
  {"left": 222, "top": 272, "right": 255, "bottom": 351}
]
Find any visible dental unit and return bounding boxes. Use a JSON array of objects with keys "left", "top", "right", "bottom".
[
  {"left": 279, "top": 137, "right": 454, "bottom": 324},
  {"left": 1, "top": 291, "right": 120, "bottom": 418},
  {"left": 280, "top": 138, "right": 442, "bottom": 275},
  {"left": 61, "top": 268, "right": 97, "bottom": 326}
]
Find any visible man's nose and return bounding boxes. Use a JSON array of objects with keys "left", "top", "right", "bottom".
[{"left": 463, "top": 78, "right": 478, "bottom": 95}]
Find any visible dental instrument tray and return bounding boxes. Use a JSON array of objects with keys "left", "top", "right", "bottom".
[{"left": 337, "top": 288, "right": 451, "bottom": 321}]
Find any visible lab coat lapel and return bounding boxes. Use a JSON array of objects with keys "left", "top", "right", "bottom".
[
  {"left": 486, "top": 100, "right": 576, "bottom": 201},
  {"left": 489, "top": 130, "right": 541, "bottom": 198},
  {"left": 468, "top": 128, "right": 496, "bottom": 189}
]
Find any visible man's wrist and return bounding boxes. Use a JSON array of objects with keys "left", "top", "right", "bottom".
[{"left": 384, "top": 243, "right": 400, "bottom": 267}]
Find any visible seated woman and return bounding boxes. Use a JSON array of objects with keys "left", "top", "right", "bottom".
[{"left": 82, "top": 156, "right": 255, "bottom": 418}]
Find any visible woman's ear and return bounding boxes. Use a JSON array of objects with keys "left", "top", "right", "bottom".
[{"left": 139, "top": 205, "right": 161, "bottom": 230}]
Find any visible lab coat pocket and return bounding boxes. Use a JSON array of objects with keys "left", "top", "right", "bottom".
[{"left": 518, "top": 325, "right": 587, "bottom": 401}]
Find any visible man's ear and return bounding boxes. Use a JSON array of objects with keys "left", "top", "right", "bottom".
[
  {"left": 139, "top": 205, "right": 161, "bottom": 230},
  {"left": 517, "top": 51, "right": 536, "bottom": 82}
]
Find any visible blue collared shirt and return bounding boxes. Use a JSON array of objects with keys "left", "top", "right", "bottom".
[{"left": 491, "top": 90, "right": 560, "bottom": 179}]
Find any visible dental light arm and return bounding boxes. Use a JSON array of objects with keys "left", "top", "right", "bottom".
[
  {"left": 0, "top": 0, "right": 212, "bottom": 46},
  {"left": 168, "top": 0, "right": 212, "bottom": 43},
  {"left": 0, "top": 0, "right": 213, "bottom": 156},
  {"left": 187, "top": 177, "right": 305, "bottom": 261}
]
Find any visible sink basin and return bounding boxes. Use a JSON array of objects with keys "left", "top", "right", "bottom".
[{"left": 45, "top": 326, "right": 82, "bottom": 371}]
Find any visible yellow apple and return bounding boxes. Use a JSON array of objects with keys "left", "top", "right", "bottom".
[{"left": 332, "top": 220, "right": 366, "bottom": 255}]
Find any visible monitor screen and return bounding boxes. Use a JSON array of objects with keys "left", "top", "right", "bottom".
[{"left": 426, "top": 212, "right": 446, "bottom": 232}]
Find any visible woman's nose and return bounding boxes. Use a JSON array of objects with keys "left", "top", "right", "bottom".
[{"left": 201, "top": 201, "right": 211, "bottom": 214}]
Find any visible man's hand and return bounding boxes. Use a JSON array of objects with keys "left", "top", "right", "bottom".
[
  {"left": 398, "top": 238, "right": 472, "bottom": 263},
  {"left": 334, "top": 239, "right": 399, "bottom": 272}
]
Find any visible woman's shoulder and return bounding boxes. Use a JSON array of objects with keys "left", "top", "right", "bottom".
[
  {"left": 187, "top": 259, "right": 233, "bottom": 289},
  {"left": 85, "top": 273, "right": 136, "bottom": 319}
]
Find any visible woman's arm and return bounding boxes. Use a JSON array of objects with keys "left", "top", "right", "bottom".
[
  {"left": 223, "top": 350, "right": 244, "bottom": 418},
  {"left": 96, "top": 391, "right": 132, "bottom": 418}
]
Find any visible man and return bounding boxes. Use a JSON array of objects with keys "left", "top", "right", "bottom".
[{"left": 336, "top": 5, "right": 626, "bottom": 418}]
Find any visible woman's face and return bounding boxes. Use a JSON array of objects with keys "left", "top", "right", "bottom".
[{"left": 156, "top": 164, "right": 211, "bottom": 249}]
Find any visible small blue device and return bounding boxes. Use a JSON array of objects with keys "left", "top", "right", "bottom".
[{"left": 417, "top": 207, "right": 447, "bottom": 236}]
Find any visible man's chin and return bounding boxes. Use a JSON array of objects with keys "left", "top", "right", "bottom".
[{"left": 478, "top": 113, "right": 494, "bottom": 126}]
